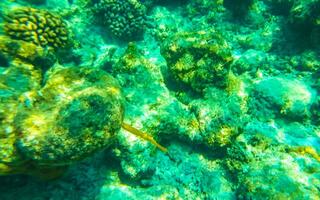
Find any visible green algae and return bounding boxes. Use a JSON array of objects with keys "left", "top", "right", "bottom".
[{"left": 0, "top": 0, "right": 319, "bottom": 199}]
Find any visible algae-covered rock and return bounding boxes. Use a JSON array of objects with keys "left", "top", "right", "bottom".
[
  {"left": 311, "top": 96, "right": 320, "bottom": 125},
  {"left": 289, "top": 0, "right": 320, "bottom": 28},
  {"left": 160, "top": 30, "right": 233, "bottom": 92},
  {"left": 111, "top": 43, "right": 201, "bottom": 144},
  {"left": 290, "top": 50, "right": 320, "bottom": 72},
  {"left": 249, "top": 77, "right": 316, "bottom": 120},
  {"left": 0, "top": 60, "right": 42, "bottom": 175},
  {"left": 0, "top": 36, "right": 56, "bottom": 69},
  {"left": 16, "top": 66, "right": 124, "bottom": 165},
  {"left": 227, "top": 124, "right": 320, "bottom": 199},
  {"left": 0, "top": 65, "right": 124, "bottom": 175},
  {"left": 189, "top": 88, "right": 247, "bottom": 148},
  {"left": 231, "top": 49, "right": 268, "bottom": 75},
  {"left": 185, "top": 0, "right": 224, "bottom": 18}
]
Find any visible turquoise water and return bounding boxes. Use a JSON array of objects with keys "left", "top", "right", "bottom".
[{"left": 0, "top": 0, "right": 319, "bottom": 199}]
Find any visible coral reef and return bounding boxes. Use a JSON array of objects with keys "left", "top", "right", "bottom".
[
  {"left": 0, "top": 60, "right": 42, "bottom": 176},
  {"left": 226, "top": 121, "right": 320, "bottom": 199},
  {"left": 160, "top": 30, "right": 233, "bottom": 92},
  {"left": 0, "top": 0, "right": 320, "bottom": 199},
  {"left": 188, "top": 88, "right": 247, "bottom": 148},
  {"left": 0, "top": 64, "right": 124, "bottom": 176},
  {"left": 0, "top": 36, "right": 56, "bottom": 69},
  {"left": 93, "top": 0, "right": 147, "bottom": 39},
  {"left": 249, "top": 77, "right": 316, "bottom": 121},
  {"left": 3, "top": 7, "right": 69, "bottom": 48},
  {"left": 16, "top": 66, "right": 124, "bottom": 165}
]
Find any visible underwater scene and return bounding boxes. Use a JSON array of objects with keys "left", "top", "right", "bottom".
[{"left": 0, "top": 0, "right": 319, "bottom": 199}]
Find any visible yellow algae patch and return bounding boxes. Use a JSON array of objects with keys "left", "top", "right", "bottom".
[{"left": 291, "top": 146, "right": 320, "bottom": 162}]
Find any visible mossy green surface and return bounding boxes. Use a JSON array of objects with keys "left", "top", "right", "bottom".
[
  {"left": 161, "top": 30, "right": 233, "bottom": 92},
  {"left": 0, "top": 0, "right": 319, "bottom": 199}
]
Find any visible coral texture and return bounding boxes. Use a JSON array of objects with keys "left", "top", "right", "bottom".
[
  {"left": 0, "top": 36, "right": 56, "bottom": 69},
  {"left": 161, "top": 30, "right": 233, "bottom": 92},
  {"left": 4, "top": 7, "right": 69, "bottom": 48},
  {"left": 0, "top": 65, "right": 124, "bottom": 176},
  {"left": 93, "top": 0, "right": 147, "bottom": 39}
]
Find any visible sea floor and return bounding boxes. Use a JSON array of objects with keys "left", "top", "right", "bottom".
[{"left": 0, "top": 0, "right": 319, "bottom": 199}]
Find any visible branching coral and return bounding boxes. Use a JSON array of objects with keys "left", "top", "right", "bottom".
[
  {"left": 4, "top": 7, "right": 69, "bottom": 48},
  {"left": 93, "top": 0, "right": 147, "bottom": 39}
]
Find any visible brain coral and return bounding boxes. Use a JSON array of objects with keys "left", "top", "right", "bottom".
[
  {"left": 4, "top": 7, "right": 69, "bottom": 48},
  {"left": 93, "top": 0, "right": 147, "bottom": 39}
]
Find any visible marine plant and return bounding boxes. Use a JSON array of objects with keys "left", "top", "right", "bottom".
[
  {"left": 3, "top": 7, "right": 69, "bottom": 48},
  {"left": 92, "top": 0, "right": 147, "bottom": 39}
]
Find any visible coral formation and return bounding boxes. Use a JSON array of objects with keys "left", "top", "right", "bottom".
[
  {"left": 93, "top": 0, "right": 147, "bottom": 39},
  {"left": 249, "top": 77, "right": 316, "bottom": 121},
  {"left": 3, "top": 7, "right": 69, "bottom": 48},
  {"left": 160, "top": 30, "right": 233, "bottom": 92},
  {"left": 0, "top": 64, "right": 125, "bottom": 175},
  {"left": 0, "top": 36, "right": 56, "bottom": 69},
  {"left": 0, "top": 60, "right": 42, "bottom": 175},
  {"left": 16, "top": 66, "right": 125, "bottom": 165},
  {"left": 225, "top": 123, "right": 320, "bottom": 199},
  {"left": 0, "top": 0, "right": 320, "bottom": 198},
  {"left": 0, "top": 59, "right": 167, "bottom": 177},
  {"left": 188, "top": 88, "right": 246, "bottom": 148},
  {"left": 290, "top": 50, "right": 320, "bottom": 72}
]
